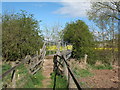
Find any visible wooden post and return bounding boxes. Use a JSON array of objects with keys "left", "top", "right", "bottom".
[
  {"left": 84, "top": 54, "right": 88, "bottom": 65},
  {"left": 11, "top": 62, "right": 16, "bottom": 88},
  {"left": 36, "top": 51, "right": 38, "bottom": 62},
  {"left": 40, "top": 49, "right": 42, "bottom": 55},
  {"left": 63, "top": 61, "right": 68, "bottom": 81},
  {"left": 63, "top": 55, "right": 68, "bottom": 82},
  {"left": 65, "top": 42, "right": 67, "bottom": 50},
  {"left": 57, "top": 40, "right": 61, "bottom": 55},
  {"left": 55, "top": 42, "right": 56, "bottom": 54},
  {"left": 49, "top": 42, "right": 51, "bottom": 55},
  {"left": 69, "top": 74, "right": 72, "bottom": 88}
]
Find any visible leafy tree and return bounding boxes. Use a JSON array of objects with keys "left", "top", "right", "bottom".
[
  {"left": 2, "top": 10, "right": 43, "bottom": 61},
  {"left": 63, "top": 20, "right": 95, "bottom": 64}
]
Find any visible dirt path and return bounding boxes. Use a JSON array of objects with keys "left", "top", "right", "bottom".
[
  {"left": 79, "top": 68, "right": 119, "bottom": 88},
  {"left": 42, "top": 56, "right": 54, "bottom": 88}
]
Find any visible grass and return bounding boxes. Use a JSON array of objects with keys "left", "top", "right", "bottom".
[
  {"left": 2, "top": 63, "right": 11, "bottom": 73},
  {"left": 23, "top": 71, "right": 44, "bottom": 88},
  {"left": 88, "top": 64, "right": 113, "bottom": 70},
  {"left": 79, "top": 81, "right": 89, "bottom": 88},
  {"left": 30, "top": 71, "right": 45, "bottom": 88},
  {"left": 73, "top": 67, "right": 94, "bottom": 77},
  {"left": 19, "top": 65, "right": 44, "bottom": 88},
  {"left": 2, "top": 63, "right": 44, "bottom": 88},
  {"left": 2, "top": 63, "right": 12, "bottom": 87},
  {"left": 73, "top": 64, "right": 112, "bottom": 78},
  {"left": 48, "top": 72, "right": 68, "bottom": 88}
]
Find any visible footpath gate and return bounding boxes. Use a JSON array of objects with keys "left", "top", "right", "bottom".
[{"left": 51, "top": 40, "right": 82, "bottom": 90}]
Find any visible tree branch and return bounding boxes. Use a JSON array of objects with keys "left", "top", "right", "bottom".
[{"left": 98, "top": 2, "right": 119, "bottom": 12}]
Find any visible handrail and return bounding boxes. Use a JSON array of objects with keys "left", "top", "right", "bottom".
[
  {"left": 61, "top": 55, "right": 81, "bottom": 90},
  {"left": 53, "top": 53, "right": 82, "bottom": 90}
]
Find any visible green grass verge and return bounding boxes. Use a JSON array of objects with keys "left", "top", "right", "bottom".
[
  {"left": 88, "top": 64, "right": 113, "bottom": 70},
  {"left": 2, "top": 63, "right": 44, "bottom": 88},
  {"left": 2, "top": 63, "right": 12, "bottom": 87},
  {"left": 73, "top": 67, "right": 94, "bottom": 77},
  {"left": 19, "top": 65, "right": 44, "bottom": 88},
  {"left": 23, "top": 71, "right": 44, "bottom": 88},
  {"left": 2, "top": 63, "right": 11, "bottom": 73},
  {"left": 48, "top": 72, "right": 68, "bottom": 88}
]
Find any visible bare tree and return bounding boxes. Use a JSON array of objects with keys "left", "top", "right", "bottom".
[{"left": 87, "top": 1, "right": 119, "bottom": 65}]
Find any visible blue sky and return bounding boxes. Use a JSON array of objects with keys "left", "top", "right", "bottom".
[{"left": 2, "top": 2, "right": 99, "bottom": 36}]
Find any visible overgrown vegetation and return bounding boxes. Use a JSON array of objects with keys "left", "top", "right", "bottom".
[
  {"left": 2, "top": 63, "right": 44, "bottom": 88},
  {"left": 2, "top": 10, "right": 44, "bottom": 88},
  {"left": 2, "top": 10, "right": 43, "bottom": 61},
  {"left": 49, "top": 73, "right": 68, "bottom": 88}
]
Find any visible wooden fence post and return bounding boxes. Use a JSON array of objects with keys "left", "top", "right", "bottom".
[
  {"left": 36, "top": 51, "right": 38, "bottom": 62},
  {"left": 57, "top": 40, "right": 61, "bottom": 55},
  {"left": 11, "top": 62, "right": 16, "bottom": 88},
  {"left": 40, "top": 49, "right": 42, "bottom": 55},
  {"left": 64, "top": 62, "right": 68, "bottom": 80},
  {"left": 84, "top": 54, "right": 88, "bottom": 65},
  {"left": 63, "top": 56, "right": 69, "bottom": 82}
]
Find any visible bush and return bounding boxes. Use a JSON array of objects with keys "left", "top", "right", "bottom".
[
  {"left": 2, "top": 10, "right": 43, "bottom": 61},
  {"left": 63, "top": 20, "right": 95, "bottom": 61},
  {"left": 95, "top": 49, "right": 113, "bottom": 65}
]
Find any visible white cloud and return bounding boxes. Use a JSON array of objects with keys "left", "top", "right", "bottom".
[{"left": 54, "top": 0, "right": 91, "bottom": 17}]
